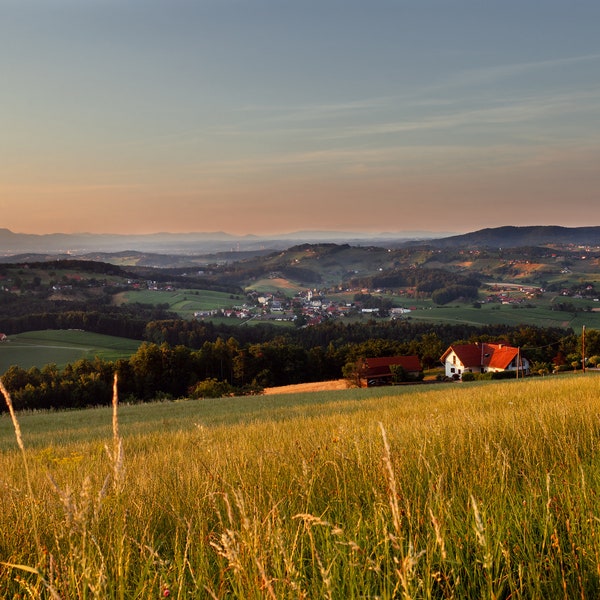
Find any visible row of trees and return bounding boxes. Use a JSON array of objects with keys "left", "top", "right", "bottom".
[{"left": 142, "top": 318, "right": 581, "bottom": 366}]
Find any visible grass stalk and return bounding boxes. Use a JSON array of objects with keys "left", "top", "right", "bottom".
[{"left": 0, "top": 378, "right": 41, "bottom": 554}]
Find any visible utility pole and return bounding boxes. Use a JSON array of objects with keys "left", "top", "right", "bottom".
[{"left": 582, "top": 325, "right": 586, "bottom": 374}]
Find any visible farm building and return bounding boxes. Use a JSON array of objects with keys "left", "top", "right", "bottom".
[
  {"left": 440, "top": 342, "right": 530, "bottom": 380},
  {"left": 357, "top": 355, "right": 422, "bottom": 387}
]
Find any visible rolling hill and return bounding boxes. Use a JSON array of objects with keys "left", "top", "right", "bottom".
[{"left": 422, "top": 225, "right": 600, "bottom": 249}]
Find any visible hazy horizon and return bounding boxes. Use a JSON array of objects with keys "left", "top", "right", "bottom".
[
  {"left": 0, "top": 226, "right": 455, "bottom": 238},
  {"left": 2, "top": 1, "right": 599, "bottom": 236}
]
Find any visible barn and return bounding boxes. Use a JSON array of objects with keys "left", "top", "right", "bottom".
[{"left": 357, "top": 355, "right": 422, "bottom": 387}]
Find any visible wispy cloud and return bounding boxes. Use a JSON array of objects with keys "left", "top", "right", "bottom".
[
  {"left": 442, "top": 53, "right": 600, "bottom": 89},
  {"left": 318, "top": 87, "right": 600, "bottom": 141}
]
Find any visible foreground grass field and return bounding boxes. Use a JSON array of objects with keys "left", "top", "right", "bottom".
[{"left": 2, "top": 375, "right": 600, "bottom": 597}]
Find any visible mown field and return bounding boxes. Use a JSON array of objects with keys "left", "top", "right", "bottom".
[
  {"left": 0, "top": 330, "right": 142, "bottom": 373},
  {"left": 113, "top": 288, "right": 243, "bottom": 318},
  {"left": 2, "top": 374, "right": 600, "bottom": 597},
  {"left": 399, "top": 301, "right": 600, "bottom": 331}
]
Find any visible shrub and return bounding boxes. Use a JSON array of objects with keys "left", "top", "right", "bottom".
[
  {"left": 588, "top": 355, "right": 600, "bottom": 367},
  {"left": 490, "top": 370, "right": 519, "bottom": 380},
  {"left": 189, "top": 378, "right": 234, "bottom": 398}
]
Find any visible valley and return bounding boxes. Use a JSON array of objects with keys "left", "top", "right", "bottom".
[{"left": 1, "top": 226, "right": 600, "bottom": 410}]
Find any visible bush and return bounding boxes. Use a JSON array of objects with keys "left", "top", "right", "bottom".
[
  {"left": 588, "top": 355, "right": 600, "bottom": 367},
  {"left": 490, "top": 370, "right": 519, "bottom": 380},
  {"left": 189, "top": 378, "right": 235, "bottom": 399}
]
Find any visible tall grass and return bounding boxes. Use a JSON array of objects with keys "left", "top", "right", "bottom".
[{"left": 1, "top": 376, "right": 600, "bottom": 597}]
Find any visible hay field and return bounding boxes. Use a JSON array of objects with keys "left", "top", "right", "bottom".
[{"left": 2, "top": 374, "right": 600, "bottom": 598}]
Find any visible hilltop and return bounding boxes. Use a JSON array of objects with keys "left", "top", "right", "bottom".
[{"left": 420, "top": 225, "right": 600, "bottom": 249}]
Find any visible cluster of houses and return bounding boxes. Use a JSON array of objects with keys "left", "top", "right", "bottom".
[
  {"left": 357, "top": 342, "right": 530, "bottom": 387},
  {"left": 482, "top": 285, "right": 542, "bottom": 305},
  {"left": 214, "top": 290, "right": 395, "bottom": 325}
]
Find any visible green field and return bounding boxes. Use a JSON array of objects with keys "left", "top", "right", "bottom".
[
  {"left": 0, "top": 330, "right": 142, "bottom": 373},
  {"left": 114, "top": 288, "right": 243, "bottom": 317},
  {"left": 387, "top": 299, "right": 600, "bottom": 332},
  {"left": 2, "top": 374, "right": 600, "bottom": 597}
]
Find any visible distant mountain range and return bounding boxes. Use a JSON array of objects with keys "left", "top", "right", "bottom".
[
  {"left": 0, "top": 225, "right": 599, "bottom": 258},
  {"left": 0, "top": 228, "right": 448, "bottom": 256}
]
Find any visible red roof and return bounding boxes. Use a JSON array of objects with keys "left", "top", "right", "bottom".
[
  {"left": 362, "top": 356, "right": 422, "bottom": 377},
  {"left": 441, "top": 343, "right": 519, "bottom": 369},
  {"left": 487, "top": 344, "right": 519, "bottom": 369}
]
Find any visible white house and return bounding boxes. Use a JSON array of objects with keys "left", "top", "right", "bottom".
[{"left": 440, "top": 342, "right": 530, "bottom": 380}]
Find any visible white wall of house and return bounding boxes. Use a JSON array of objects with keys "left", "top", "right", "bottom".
[{"left": 444, "top": 350, "right": 464, "bottom": 378}]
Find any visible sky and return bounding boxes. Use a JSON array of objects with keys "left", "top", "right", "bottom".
[{"left": 1, "top": 0, "right": 599, "bottom": 236}]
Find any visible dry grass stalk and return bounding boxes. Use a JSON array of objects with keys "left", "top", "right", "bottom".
[
  {"left": 471, "top": 495, "right": 492, "bottom": 570},
  {"left": 379, "top": 422, "right": 402, "bottom": 541},
  {"left": 107, "top": 372, "right": 124, "bottom": 492},
  {"left": 0, "top": 378, "right": 61, "bottom": 599},
  {"left": 430, "top": 509, "right": 447, "bottom": 561},
  {"left": 0, "top": 378, "right": 41, "bottom": 553}
]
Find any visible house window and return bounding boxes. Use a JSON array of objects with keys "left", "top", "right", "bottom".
[
  {"left": 450, "top": 367, "right": 455, "bottom": 373},
  {"left": 452, "top": 355, "right": 456, "bottom": 364}
]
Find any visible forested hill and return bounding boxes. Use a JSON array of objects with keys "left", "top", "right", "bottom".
[{"left": 422, "top": 226, "right": 600, "bottom": 249}]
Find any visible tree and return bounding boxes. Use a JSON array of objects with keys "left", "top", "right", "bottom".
[
  {"left": 414, "top": 332, "right": 445, "bottom": 369},
  {"left": 530, "top": 361, "right": 551, "bottom": 376},
  {"left": 582, "top": 328, "right": 600, "bottom": 357},
  {"left": 588, "top": 355, "right": 600, "bottom": 368},
  {"left": 129, "top": 342, "right": 165, "bottom": 400},
  {"left": 342, "top": 359, "right": 363, "bottom": 387},
  {"left": 389, "top": 364, "right": 408, "bottom": 383}
]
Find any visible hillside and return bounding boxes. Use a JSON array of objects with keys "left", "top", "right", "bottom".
[{"left": 422, "top": 225, "right": 600, "bottom": 249}]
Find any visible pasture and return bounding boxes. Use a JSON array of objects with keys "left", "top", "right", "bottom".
[
  {"left": 0, "top": 330, "right": 142, "bottom": 373},
  {"left": 113, "top": 288, "right": 242, "bottom": 318},
  {"left": 2, "top": 374, "right": 600, "bottom": 597},
  {"left": 386, "top": 298, "right": 600, "bottom": 332}
]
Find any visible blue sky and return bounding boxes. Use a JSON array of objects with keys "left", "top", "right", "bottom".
[{"left": 1, "top": 0, "right": 599, "bottom": 235}]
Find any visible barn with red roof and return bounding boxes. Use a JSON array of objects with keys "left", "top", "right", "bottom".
[{"left": 358, "top": 355, "right": 422, "bottom": 387}]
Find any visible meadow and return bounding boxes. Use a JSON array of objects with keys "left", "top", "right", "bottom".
[
  {"left": 402, "top": 302, "right": 600, "bottom": 330},
  {"left": 113, "top": 288, "right": 243, "bottom": 319},
  {"left": 2, "top": 374, "right": 600, "bottom": 598},
  {"left": 0, "top": 330, "right": 142, "bottom": 373}
]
